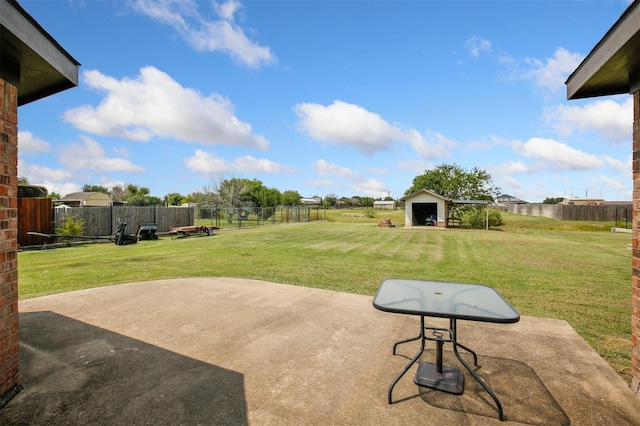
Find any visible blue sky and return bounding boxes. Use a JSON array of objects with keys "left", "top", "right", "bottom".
[{"left": 17, "top": 0, "right": 634, "bottom": 202}]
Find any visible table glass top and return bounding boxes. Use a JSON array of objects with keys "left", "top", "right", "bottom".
[{"left": 373, "top": 278, "right": 520, "bottom": 323}]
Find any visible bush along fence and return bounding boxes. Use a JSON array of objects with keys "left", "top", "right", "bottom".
[
  {"left": 505, "top": 203, "right": 633, "bottom": 228},
  {"left": 196, "top": 205, "right": 327, "bottom": 229}
]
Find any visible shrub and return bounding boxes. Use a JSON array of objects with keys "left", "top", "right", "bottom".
[
  {"left": 461, "top": 207, "right": 504, "bottom": 228},
  {"left": 363, "top": 209, "right": 376, "bottom": 218},
  {"left": 56, "top": 215, "right": 85, "bottom": 243}
]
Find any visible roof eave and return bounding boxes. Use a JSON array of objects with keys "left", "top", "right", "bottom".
[
  {"left": 566, "top": 0, "right": 640, "bottom": 100},
  {"left": 1, "top": 0, "right": 80, "bottom": 106}
]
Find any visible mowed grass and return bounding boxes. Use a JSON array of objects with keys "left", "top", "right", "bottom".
[{"left": 18, "top": 211, "right": 633, "bottom": 381}]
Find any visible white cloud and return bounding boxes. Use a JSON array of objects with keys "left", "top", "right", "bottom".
[
  {"left": 307, "top": 179, "right": 342, "bottom": 189},
  {"left": 184, "top": 149, "right": 295, "bottom": 174},
  {"left": 58, "top": 136, "right": 146, "bottom": 172},
  {"left": 17, "top": 159, "right": 81, "bottom": 198},
  {"left": 349, "top": 179, "right": 392, "bottom": 199},
  {"left": 64, "top": 67, "right": 269, "bottom": 150},
  {"left": 512, "top": 137, "right": 603, "bottom": 171},
  {"left": 313, "top": 159, "right": 361, "bottom": 180},
  {"left": 132, "top": 0, "right": 276, "bottom": 68},
  {"left": 523, "top": 47, "right": 583, "bottom": 93},
  {"left": 294, "top": 100, "right": 404, "bottom": 155},
  {"left": 294, "top": 100, "right": 453, "bottom": 158},
  {"left": 407, "top": 129, "right": 456, "bottom": 158},
  {"left": 398, "top": 158, "right": 435, "bottom": 174},
  {"left": 596, "top": 175, "right": 626, "bottom": 191},
  {"left": 602, "top": 154, "right": 631, "bottom": 176},
  {"left": 464, "top": 36, "right": 491, "bottom": 58},
  {"left": 543, "top": 96, "right": 632, "bottom": 142},
  {"left": 499, "top": 160, "right": 540, "bottom": 175},
  {"left": 18, "top": 159, "right": 75, "bottom": 182},
  {"left": 18, "top": 131, "right": 51, "bottom": 154},
  {"left": 501, "top": 175, "right": 521, "bottom": 190}
]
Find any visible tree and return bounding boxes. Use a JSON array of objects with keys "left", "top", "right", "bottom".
[
  {"left": 123, "top": 184, "right": 162, "bottom": 206},
  {"left": 18, "top": 177, "right": 29, "bottom": 185},
  {"left": 359, "top": 197, "right": 374, "bottom": 208},
  {"left": 405, "top": 163, "right": 500, "bottom": 201},
  {"left": 82, "top": 184, "right": 109, "bottom": 194},
  {"left": 165, "top": 192, "right": 184, "bottom": 206},
  {"left": 49, "top": 191, "right": 61, "bottom": 199},
  {"left": 281, "top": 190, "right": 302, "bottom": 206},
  {"left": 251, "top": 186, "right": 281, "bottom": 208},
  {"left": 324, "top": 193, "right": 338, "bottom": 207},
  {"left": 206, "top": 176, "right": 260, "bottom": 208},
  {"left": 543, "top": 197, "right": 564, "bottom": 204},
  {"left": 110, "top": 185, "right": 126, "bottom": 203}
]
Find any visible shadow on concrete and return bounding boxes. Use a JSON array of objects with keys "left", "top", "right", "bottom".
[
  {"left": 0, "top": 311, "right": 247, "bottom": 426},
  {"left": 415, "top": 349, "right": 570, "bottom": 424}
]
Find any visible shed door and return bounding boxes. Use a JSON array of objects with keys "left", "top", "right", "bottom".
[{"left": 412, "top": 203, "right": 437, "bottom": 226}]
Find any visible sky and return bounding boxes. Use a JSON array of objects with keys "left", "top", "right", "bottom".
[{"left": 15, "top": 0, "right": 635, "bottom": 203}]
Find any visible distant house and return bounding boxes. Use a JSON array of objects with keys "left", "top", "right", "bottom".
[
  {"left": 373, "top": 200, "right": 396, "bottom": 210},
  {"left": 300, "top": 197, "right": 321, "bottom": 205},
  {"left": 561, "top": 197, "right": 604, "bottom": 206},
  {"left": 399, "top": 189, "right": 449, "bottom": 227},
  {"left": 61, "top": 192, "right": 110, "bottom": 207},
  {"left": 496, "top": 194, "right": 527, "bottom": 205}
]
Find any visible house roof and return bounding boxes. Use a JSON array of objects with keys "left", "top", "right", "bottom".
[
  {"left": 565, "top": 0, "right": 640, "bottom": 99},
  {"left": 62, "top": 192, "right": 109, "bottom": 201},
  {"left": 1, "top": 0, "right": 80, "bottom": 105},
  {"left": 399, "top": 189, "right": 449, "bottom": 202}
]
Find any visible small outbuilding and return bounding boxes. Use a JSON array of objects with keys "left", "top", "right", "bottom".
[
  {"left": 62, "top": 191, "right": 110, "bottom": 207},
  {"left": 373, "top": 200, "right": 396, "bottom": 210},
  {"left": 400, "top": 189, "right": 449, "bottom": 227}
]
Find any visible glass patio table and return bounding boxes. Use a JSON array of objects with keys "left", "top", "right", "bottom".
[{"left": 373, "top": 278, "right": 520, "bottom": 421}]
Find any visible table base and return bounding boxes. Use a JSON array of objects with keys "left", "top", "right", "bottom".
[{"left": 414, "top": 362, "right": 464, "bottom": 395}]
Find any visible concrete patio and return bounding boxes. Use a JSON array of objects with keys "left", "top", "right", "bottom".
[{"left": 1, "top": 277, "right": 639, "bottom": 425}]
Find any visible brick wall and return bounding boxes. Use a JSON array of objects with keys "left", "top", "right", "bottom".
[
  {"left": 0, "top": 79, "right": 21, "bottom": 406},
  {"left": 633, "top": 90, "right": 640, "bottom": 395}
]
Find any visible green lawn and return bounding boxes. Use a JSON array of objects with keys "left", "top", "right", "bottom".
[{"left": 18, "top": 211, "right": 633, "bottom": 381}]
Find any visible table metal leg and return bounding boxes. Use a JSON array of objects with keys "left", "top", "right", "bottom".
[
  {"left": 388, "top": 316, "right": 425, "bottom": 404},
  {"left": 451, "top": 319, "right": 505, "bottom": 421},
  {"left": 392, "top": 334, "right": 421, "bottom": 355}
]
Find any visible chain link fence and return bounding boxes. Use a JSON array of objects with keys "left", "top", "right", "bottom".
[{"left": 196, "top": 205, "right": 327, "bottom": 229}]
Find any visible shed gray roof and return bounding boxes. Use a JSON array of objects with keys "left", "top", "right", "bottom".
[
  {"left": 1, "top": 0, "right": 80, "bottom": 105},
  {"left": 399, "top": 189, "right": 449, "bottom": 202},
  {"left": 566, "top": 1, "right": 640, "bottom": 99}
]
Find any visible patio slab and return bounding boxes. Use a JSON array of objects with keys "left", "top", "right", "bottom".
[{"left": 1, "top": 277, "right": 639, "bottom": 425}]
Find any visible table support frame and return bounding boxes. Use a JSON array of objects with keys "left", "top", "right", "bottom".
[{"left": 387, "top": 316, "right": 506, "bottom": 421}]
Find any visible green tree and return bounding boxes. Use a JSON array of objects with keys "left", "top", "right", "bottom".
[
  {"left": 281, "top": 190, "right": 302, "bottom": 206},
  {"left": 405, "top": 163, "right": 500, "bottom": 201},
  {"left": 360, "top": 197, "right": 374, "bottom": 208},
  {"left": 206, "top": 177, "right": 260, "bottom": 208},
  {"left": 123, "top": 184, "right": 162, "bottom": 206},
  {"left": 82, "top": 184, "right": 109, "bottom": 194},
  {"left": 49, "top": 191, "right": 61, "bottom": 199},
  {"left": 324, "top": 193, "right": 337, "bottom": 207},
  {"left": 165, "top": 192, "right": 184, "bottom": 206},
  {"left": 18, "top": 177, "right": 29, "bottom": 185},
  {"left": 251, "top": 186, "right": 281, "bottom": 208},
  {"left": 542, "top": 197, "right": 564, "bottom": 204}
]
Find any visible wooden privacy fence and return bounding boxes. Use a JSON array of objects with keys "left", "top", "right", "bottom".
[
  {"left": 54, "top": 206, "right": 195, "bottom": 237},
  {"left": 506, "top": 203, "right": 633, "bottom": 225},
  {"left": 18, "top": 197, "right": 53, "bottom": 246}
]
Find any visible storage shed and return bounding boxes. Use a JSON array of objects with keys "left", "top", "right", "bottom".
[
  {"left": 62, "top": 191, "right": 110, "bottom": 207},
  {"left": 373, "top": 200, "right": 396, "bottom": 210},
  {"left": 400, "top": 189, "right": 450, "bottom": 227}
]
